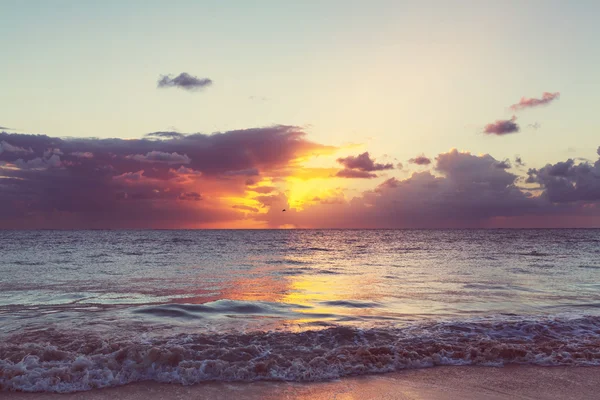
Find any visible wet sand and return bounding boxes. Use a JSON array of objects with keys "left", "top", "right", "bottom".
[{"left": 5, "top": 366, "right": 600, "bottom": 400}]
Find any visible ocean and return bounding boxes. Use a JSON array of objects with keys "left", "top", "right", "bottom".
[{"left": 1, "top": 229, "right": 600, "bottom": 392}]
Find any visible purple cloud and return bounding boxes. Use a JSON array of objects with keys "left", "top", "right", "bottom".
[
  {"left": 262, "top": 147, "right": 600, "bottom": 228},
  {"left": 224, "top": 168, "right": 260, "bottom": 176},
  {"left": 515, "top": 156, "right": 525, "bottom": 167},
  {"left": 408, "top": 155, "right": 432, "bottom": 165},
  {"left": 526, "top": 155, "right": 600, "bottom": 203},
  {"left": 126, "top": 151, "right": 191, "bottom": 164},
  {"left": 146, "top": 132, "right": 186, "bottom": 139},
  {"left": 71, "top": 152, "right": 94, "bottom": 159},
  {"left": 0, "top": 141, "right": 33, "bottom": 155},
  {"left": 157, "top": 73, "right": 212, "bottom": 91},
  {"left": 335, "top": 152, "right": 392, "bottom": 179},
  {"left": 263, "top": 149, "right": 542, "bottom": 228},
  {"left": 510, "top": 92, "right": 560, "bottom": 111},
  {"left": 336, "top": 169, "right": 378, "bottom": 179},
  {"left": 178, "top": 192, "right": 201, "bottom": 201},
  {"left": 483, "top": 116, "right": 520, "bottom": 135},
  {"left": 0, "top": 126, "right": 333, "bottom": 228},
  {"left": 494, "top": 159, "right": 512, "bottom": 169},
  {"left": 337, "top": 152, "right": 393, "bottom": 172}
]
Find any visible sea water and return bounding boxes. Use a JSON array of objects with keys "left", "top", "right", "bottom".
[{"left": 1, "top": 229, "right": 600, "bottom": 392}]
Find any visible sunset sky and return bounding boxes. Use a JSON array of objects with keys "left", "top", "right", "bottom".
[{"left": 1, "top": 0, "right": 599, "bottom": 228}]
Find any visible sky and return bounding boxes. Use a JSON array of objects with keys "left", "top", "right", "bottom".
[{"left": 1, "top": 0, "right": 599, "bottom": 228}]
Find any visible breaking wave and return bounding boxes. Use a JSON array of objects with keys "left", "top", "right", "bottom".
[{"left": 2, "top": 315, "right": 600, "bottom": 392}]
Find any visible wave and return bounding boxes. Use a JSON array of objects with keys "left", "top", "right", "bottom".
[
  {"left": 2, "top": 315, "right": 600, "bottom": 392},
  {"left": 305, "top": 247, "right": 332, "bottom": 252},
  {"left": 517, "top": 251, "right": 551, "bottom": 257}
]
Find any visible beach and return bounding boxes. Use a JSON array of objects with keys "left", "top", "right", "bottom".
[{"left": 5, "top": 366, "right": 599, "bottom": 400}]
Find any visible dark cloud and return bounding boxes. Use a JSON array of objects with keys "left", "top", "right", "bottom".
[
  {"left": 336, "top": 152, "right": 393, "bottom": 172},
  {"left": 264, "top": 149, "right": 540, "bottom": 228},
  {"left": 263, "top": 148, "right": 600, "bottom": 228},
  {"left": 408, "top": 155, "right": 432, "bottom": 165},
  {"left": 0, "top": 140, "right": 33, "bottom": 155},
  {"left": 0, "top": 126, "right": 12, "bottom": 131},
  {"left": 515, "top": 156, "right": 525, "bottom": 167},
  {"left": 145, "top": 131, "right": 186, "bottom": 139},
  {"left": 0, "top": 126, "right": 334, "bottom": 228},
  {"left": 224, "top": 168, "right": 260, "bottom": 176},
  {"left": 336, "top": 169, "right": 378, "bottom": 179},
  {"left": 125, "top": 151, "right": 191, "bottom": 164},
  {"left": 510, "top": 92, "right": 560, "bottom": 111},
  {"left": 483, "top": 116, "right": 520, "bottom": 135},
  {"left": 526, "top": 154, "right": 600, "bottom": 203},
  {"left": 178, "top": 192, "right": 201, "bottom": 201},
  {"left": 494, "top": 159, "right": 512, "bottom": 169},
  {"left": 157, "top": 73, "right": 213, "bottom": 91},
  {"left": 335, "top": 152, "right": 392, "bottom": 179},
  {"left": 71, "top": 152, "right": 94, "bottom": 159}
]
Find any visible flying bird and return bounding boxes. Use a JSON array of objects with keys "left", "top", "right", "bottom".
[{"left": 282, "top": 209, "right": 286, "bottom": 212}]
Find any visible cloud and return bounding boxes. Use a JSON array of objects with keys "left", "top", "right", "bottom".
[
  {"left": 0, "top": 126, "right": 12, "bottom": 131},
  {"left": 483, "top": 116, "right": 519, "bottom": 135},
  {"left": 334, "top": 152, "right": 392, "bottom": 179},
  {"left": 510, "top": 92, "right": 560, "bottom": 111},
  {"left": 494, "top": 159, "right": 512, "bottom": 169},
  {"left": 248, "top": 186, "right": 276, "bottom": 194},
  {"left": 408, "top": 155, "right": 432, "bottom": 165},
  {"left": 146, "top": 131, "right": 186, "bottom": 139},
  {"left": 157, "top": 73, "right": 213, "bottom": 91},
  {"left": 514, "top": 156, "right": 525, "bottom": 167},
  {"left": 178, "top": 192, "right": 201, "bottom": 201},
  {"left": 526, "top": 155, "right": 600, "bottom": 203},
  {"left": 336, "top": 152, "right": 393, "bottom": 172},
  {"left": 262, "top": 149, "right": 537, "bottom": 228},
  {"left": 261, "top": 147, "right": 600, "bottom": 229},
  {"left": 0, "top": 141, "right": 33, "bottom": 155},
  {"left": 2, "top": 127, "right": 598, "bottom": 228},
  {"left": 71, "top": 152, "right": 94, "bottom": 159},
  {"left": 0, "top": 126, "right": 335, "bottom": 228},
  {"left": 232, "top": 205, "right": 259, "bottom": 212},
  {"left": 336, "top": 169, "right": 378, "bottom": 179},
  {"left": 225, "top": 168, "right": 260, "bottom": 176},
  {"left": 126, "top": 151, "right": 191, "bottom": 164},
  {"left": 254, "top": 194, "right": 286, "bottom": 208}
]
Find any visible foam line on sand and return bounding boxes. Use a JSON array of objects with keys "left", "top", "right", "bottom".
[{"left": 5, "top": 365, "right": 600, "bottom": 400}]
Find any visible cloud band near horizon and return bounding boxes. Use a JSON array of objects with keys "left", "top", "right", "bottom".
[{"left": 0, "top": 129, "right": 599, "bottom": 228}]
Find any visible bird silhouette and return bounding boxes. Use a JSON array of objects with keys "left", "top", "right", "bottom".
[{"left": 282, "top": 209, "right": 286, "bottom": 212}]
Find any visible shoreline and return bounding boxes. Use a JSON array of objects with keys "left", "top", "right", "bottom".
[{"left": 5, "top": 365, "right": 600, "bottom": 400}]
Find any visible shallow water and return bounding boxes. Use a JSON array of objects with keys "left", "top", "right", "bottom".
[{"left": 1, "top": 229, "right": 600, "bottom": 391}]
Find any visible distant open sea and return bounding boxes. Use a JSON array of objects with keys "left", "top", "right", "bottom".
[{"left": 1, "top": 229, "right": 600, "bottom": 392}]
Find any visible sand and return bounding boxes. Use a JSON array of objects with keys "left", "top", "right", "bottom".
[{"left": 5, "top": 366, "right": 600, "bottom": 400}]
